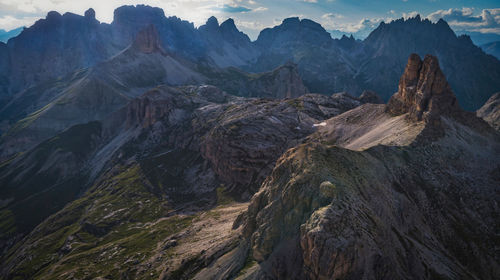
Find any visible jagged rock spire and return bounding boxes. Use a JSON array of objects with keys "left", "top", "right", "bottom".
[{"left": 386, "top": 53, "right": 460, "bottom": 121}]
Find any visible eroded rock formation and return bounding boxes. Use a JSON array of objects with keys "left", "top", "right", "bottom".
[{"left": 386, "top": 54, "right": 460, "bottom": 122}]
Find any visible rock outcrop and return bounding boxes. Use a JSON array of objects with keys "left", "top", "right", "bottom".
[
  {"left": 359, "top": 90, "right": 384, "bottom": 104},
  {"left": 386, "top": 54, "right": 460, "bottom": 122},
  {"left": 477, "top": 92, "right": 500, "bottom": 131}
]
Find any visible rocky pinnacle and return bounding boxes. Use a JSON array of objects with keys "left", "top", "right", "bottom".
[{"left": 386, "top": 53, "right": 460, "bottom": 122}]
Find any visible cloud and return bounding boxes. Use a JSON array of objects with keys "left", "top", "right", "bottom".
[
  {"left": 0, "top": 15, "right": 37, "bottom": 30},
  {"left": 235, "top": 19, "right": 269, "bottom": 30},
  {"left": 301, "top": 0, "right": 318, "bottom": 3},
  {"left": 253, "top": 7, "right": 268, "bottom": 12},
  {"left": 427, "top": 8, "right": 500, "bottom": 34},
  {"left": 321, "top": 13, "right": 391, "bottom": 36},
  {"left": 402, "top": 11, "right": 419, "bottom": 19},
  {"left": 215, "top": 4, "right": 252, "bottom": 13}
]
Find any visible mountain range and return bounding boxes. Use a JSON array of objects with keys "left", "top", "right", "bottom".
[
  {"left": 0, "top": 6, "right": 499, "bottom": 112},
  {"left": 0, "top": 4, "right": 499, "bottom": 280}
]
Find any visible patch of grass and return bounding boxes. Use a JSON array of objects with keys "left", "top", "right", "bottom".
[
  {"left": 238, "top": 255, "right": 257, "bottom": 277},
  {"left": 216, "top": 186, "right": 234, "bottom": 206},
  {"left": 34, "top": 121, "right": 101, "bottom": 159},
  {"left": 286, "top": 99, "right": 304, "bottom": 110},
  {"left": 6, "top": 102, "right": 52, "bottom": 136}
]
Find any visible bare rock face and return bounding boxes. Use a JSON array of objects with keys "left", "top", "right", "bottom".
[
  {"left": 125, "top": 85, "right": 228, "bottom": 128},
  {"left": 199, "top": 93, "right": 359, "bottom": 200},
  {"left": 132, "top": 24, "right": 166, "bottom": 54},
  {"left": 477, "top": 92, "right": 500, "bottom": 131},
  {"left": 386, "top": 54, "right": 460, "bottom": 122},
  {"left": 245, "top": 62, "right": 309, "bottom": 99}
]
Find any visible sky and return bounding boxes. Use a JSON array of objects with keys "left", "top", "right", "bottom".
[{"left": 0, "top": 0, "right": 499, "bottom": 40}]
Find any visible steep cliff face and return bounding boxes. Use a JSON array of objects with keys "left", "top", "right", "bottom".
[
  {"left": 199, "top": 17, "right": 260, "bottom": 67},
  {"left": 244, "top": 63, "right": 309, "bottom": 99},
  {"left": 131, "top": 24, "right": 166, "bottom": 54},
  {"left": 6, "top": 10, "right": 117, "bottom": 94}
]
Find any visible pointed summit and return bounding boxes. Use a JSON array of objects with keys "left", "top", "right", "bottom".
[
  {"left": 132, "top": 24, "right": 165, "bottom": 54},
  {"left": 386, "top": 54, "right": 460, "bottom": 121},
  {"left": 84, "top": 8, "right": 96, "bottom": 20},
  {"left": 220, "top": 18, "right": 237, "bottom": 32},
  {"left": 206, "top": 16, "right": 219, "bottom": 28}
]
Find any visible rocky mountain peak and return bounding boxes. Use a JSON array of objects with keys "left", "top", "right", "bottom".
[
  {"left": 46, "top": 11, "right": 62, "bottom": 21},
  {"left": 84, "top": 8, "right": 96, "bottom": 20},
  {"left": 113, "top": 4, "right": 165, "bottom": 26},
  {"left": 256, "top": 17, "right": 332, "bottom": 49},
  {"left": 220, "top": 18, "right": 236, "bottom": 30},
  {"left": 386, "top": 53, "right": 460, "bottom": 121},
  {"left": 131, "top": 24, "right": 165, "bottom": 54},
  {"left": 206, "top": 16, "right": 219, "bottom": 28}
]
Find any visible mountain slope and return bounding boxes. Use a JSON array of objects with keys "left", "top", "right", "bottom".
[
  {"left": 481, "top": 40, "right": 500, "bottom": 60},
  {"left": 0, "top": 24, "right": 206, "bottom": 158},
  {"left": 0, "top": 82, "right": 374, "bottom": 276},
  {"left": 232, "top": 54, "right": 500, "bottom": 279}
]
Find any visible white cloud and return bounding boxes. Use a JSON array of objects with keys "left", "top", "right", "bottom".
[
  {"left": 402, "top": 11, "right": 419, "bottom": 19},
  {"left": 426, "top": 7, "right": 500, "bottom": 34},
  {"left": 0, "top": 15, "right": 37, "bottom": 30},
  {"left": 253, "top": 7, "right": 268, "bottom": 12},
  {"left": 321, "top": 13, "right": 392, "bottom": 35}
]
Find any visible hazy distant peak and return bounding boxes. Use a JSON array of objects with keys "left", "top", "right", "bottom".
[
  {"left": 112, "top": 4, "right": 166, "bottom": 24},
  {"left": 206, "top": 16, "right": 219, "bottom": 28},
  {"left": 84, "top": 8, "right": 96, "bottom": 20}
]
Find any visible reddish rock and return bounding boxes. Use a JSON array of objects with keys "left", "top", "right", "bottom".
[
  {"left": 386, "top": 54, "right": 460, "bottom": 122},
  {"left": 132, "top": 24, "right": 166, "bottom": 54}
]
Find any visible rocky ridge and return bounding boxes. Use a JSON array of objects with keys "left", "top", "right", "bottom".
[
  {"left": 477, "top": 92, "right": 500, "bottom": 131},
  {"left": 230, "top": 54, "right": 500, "bottom": 279}
]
